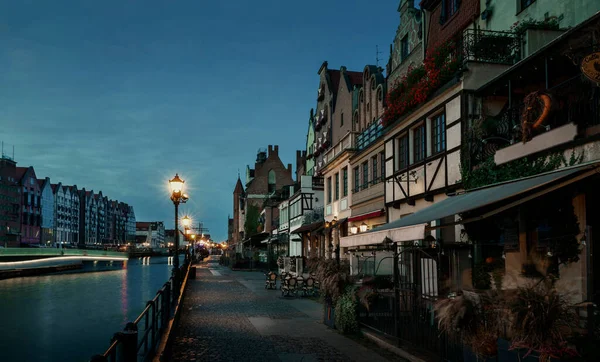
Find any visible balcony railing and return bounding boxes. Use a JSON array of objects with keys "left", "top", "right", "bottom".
[
  {"left": 356, "top": 119, "right": 384, "bottom": 151},
  {"left": 473, "top": 75, "right": 600, "bottom": 164},
  {"left": 461, "top": 29, "right": 521, "bottom": 65},
  {"left": 323, "top": 132, "right": 357, "bottom": 165},
  {"left": 312, "top": 176, "right": 324, "bottom": 189}
]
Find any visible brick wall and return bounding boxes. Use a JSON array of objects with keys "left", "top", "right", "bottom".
[
  {"left": 426, "top": 0, "right": 479, "bottom": 53},
  {"left": 246, "top": 145, "right": 294, "bottom": 196}
]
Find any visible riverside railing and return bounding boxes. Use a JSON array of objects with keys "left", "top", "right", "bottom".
[{"left": 90, "top": 260, "right": 191, "bottom": 362}]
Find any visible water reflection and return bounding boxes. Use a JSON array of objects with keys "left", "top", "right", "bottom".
[{"left": 0, "top": 255, "right": 182, "bottom": 362}]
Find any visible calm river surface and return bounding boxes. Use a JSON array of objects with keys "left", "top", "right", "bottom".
[{"left": 0, "top": 255, "right": 183, "bottom": 362}]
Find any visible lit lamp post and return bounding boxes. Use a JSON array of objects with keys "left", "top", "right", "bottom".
[
  {"left": 182, "top": 215, "right": 192, "bottom": 261},
  {"left": 169, "top": 174, "right": 188, "bottom": 292}
]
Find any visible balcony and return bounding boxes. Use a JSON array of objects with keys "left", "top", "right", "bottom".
[
  {"left": 312, "top": 176, "right": 324, "bottom": 190},
  {"left": 322, "top": 132, "right": 356, "bottom": 166},
  {"left": 461, "top": 29, "right": 521, "bottom": 65},
  {"left": 474, "top": 75, "right": 600, "bottom": 166},
  {"left": 356, "top": 119, "right": 384, "bottom": 151}
]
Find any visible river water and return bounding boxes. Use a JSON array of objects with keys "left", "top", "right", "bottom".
[{"left": 0, "top": 255, "right": 183, "bottom": 362}]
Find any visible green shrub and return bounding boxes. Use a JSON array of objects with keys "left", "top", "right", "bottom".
[{"left": 335, "top": 286, "right": 359, "bottom": 334}]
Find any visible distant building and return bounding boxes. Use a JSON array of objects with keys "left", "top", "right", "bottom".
[
  {"left": 165, "top": 229, "right": 183, "bottom": 248},
  {"left": 79, "top": 189, "right": 98, "bottom": 245},
  {"left": 16, "top": 166, "right": 41, "bottom": 245},
  {"left": 136, "top": 221, "right": 165, "bottom": 248},
  {"left": 0, "top": 156, "right": 20, "bottom": 247},
  {"left": 231, "top": 145, "right": 295, "bottom": 249},
  {"left": 38, "top": 177, "right": 54, "bottom": 246},
  {"left": 126, "top": 205, "right": 136, "bottom": 243}
]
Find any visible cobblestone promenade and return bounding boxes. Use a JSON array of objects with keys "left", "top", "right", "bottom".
[{"left": 169, "top": 256, "right": 402, "bottom": 362}]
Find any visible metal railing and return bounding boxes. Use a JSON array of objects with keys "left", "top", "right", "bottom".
[
  {"left": 356, "top": 119, "right": 384, "bottom": 151},
  {"left": 461, "top": 29, "right": 521, "bottom": 65},
  {"left": 312, "top": 176, "right": 324, "bottom": 189},
  {"left": 477, "top": 74, "right": 600, "bottom": 153},
  {"left": 90, "top": 261, "right": 190, "bottom": 362}
]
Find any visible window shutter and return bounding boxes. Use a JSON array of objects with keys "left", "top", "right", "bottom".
[{"left": 440, "top": 0, "right": 447, "bottom": 24}]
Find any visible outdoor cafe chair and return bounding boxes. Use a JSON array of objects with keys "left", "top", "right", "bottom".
[
  {"left": 302, "top": 277, "right": 316, "bottom": 297},
  {"left": 281, "top": 277, "right": 298, "bottom": 297},
  {"left": 279, "top": 272, "right": 289, "bottom": 289},
  {"left": 265, "top": 271, "right": 278, "bottom": 290}
]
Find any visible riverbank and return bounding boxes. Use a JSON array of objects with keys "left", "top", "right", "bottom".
[{"left": 0, "top": 263, "right": 83, "bottom": 280}]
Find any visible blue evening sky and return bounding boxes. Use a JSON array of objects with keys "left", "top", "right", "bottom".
[{"left": 0, "top": 1, "right": 399, "bottom": 241}]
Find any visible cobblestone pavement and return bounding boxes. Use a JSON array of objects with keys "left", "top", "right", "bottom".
[{"left": 169, "top": 256, "right": 403, "bottom": 362}]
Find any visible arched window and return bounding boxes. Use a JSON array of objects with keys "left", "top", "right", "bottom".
[{"left": 268, "top": 170, "right": 276, "bottom": 193}]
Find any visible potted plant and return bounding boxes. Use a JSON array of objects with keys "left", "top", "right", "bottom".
[
  {"left": 435, "top": 291, "right": 503, "bottom": 361},
  {"left": 307, "top": 257, "right": 354, "bottom": 329},
  {"left": 505, "top": 280, "right": 579, "bottom": 362}
]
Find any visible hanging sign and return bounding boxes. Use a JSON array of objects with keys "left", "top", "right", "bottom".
[{"left": 581, "top": 52, "right": 600, "bottom": 82}]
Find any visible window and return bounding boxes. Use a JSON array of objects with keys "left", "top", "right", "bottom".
[
  {"left": 372, "top": 156, "right": 378, "bottom": 184},
  {"left": 401, "top": 35, "right": 409, "bottom": 60},
  {"left": 334, "top": 173, "right": 339, "bottom": 200},
  {"left": 340, "top": 112, "right": 344, "bottom": 127},
  {"left": 327, "top": 177, "right": 332, "bottom": 203},
  {"left": 342, "top": 167, "right": 348, "bottom": 197},
  {"left": 440, "top": 0, "right": 459, "bottom": 24},
  {"left": 353, "top": 167, "right": 360, "bottom": 192},
  {"left": 413, "top": 125, "right": 426, "bottom": 163},
  {"left": 362, "top": 162, "right": 369, "bottom": 188},
  {"left": 431, "top": 113, "right": 446, "bottom": 154},
  {"left": 380, "top": 152, "right": 385, "bottom": 179},
  {"left": 397, "top": 135, "right": 409, "bottom": 170},
  {"left": 519, "top": 0, "right": 535, "bottom": 12},
  {"left": 268, "top": 170, "right": 276, "bottom": 193}
]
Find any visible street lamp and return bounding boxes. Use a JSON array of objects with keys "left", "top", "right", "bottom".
[
  {"left": 169, "top": 173, "right": 188, "bottom": 294},
  {"left": 360, "top": 222, "right": 368, "bottom": 233}
]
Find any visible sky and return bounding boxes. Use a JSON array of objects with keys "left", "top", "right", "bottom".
[{"left": 0, "top": 1, "right": 399, "bottom": 241}]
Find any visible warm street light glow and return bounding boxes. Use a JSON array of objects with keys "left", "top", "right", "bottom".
[
  {"left": 169, "top": 174, "right": 185, "bottom": 194},
  {"left": 191, "top": 234, "right": 196, "bottom": 239},
  {"left": 181, "top": 215, "right": 191, "bottom": 227},
  {"left": 360, "top": 222, "right": 368, "bottom": 233}
]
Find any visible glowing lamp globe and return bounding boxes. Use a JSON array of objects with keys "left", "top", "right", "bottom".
[
  {"left": 360, "top": 222, "right": 368, "bottom": 233},
  {"left": 181, "top": 216, "right": 191, "bottom": 228},
  {"left": 169, "top": 174, "right": 185, "bottom": 194}
]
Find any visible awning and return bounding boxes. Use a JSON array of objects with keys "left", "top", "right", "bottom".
[
  {"left": 243, "top": 232, "right": 270, "bottom": 247},
  {"left": 326, "top": 217, "right": 348, "bottom": 229},
  {"left": 342, "top": 162, "right": 600, "bottom": 247},
  {"left": 292, "top": 221, "right": 324, "bottom": 234},
  {"left": 348, "top": 209, "right": 385, "bottom": 223},
  {"left": 340, "top": 223, "right": 427, "bottom": 248}
]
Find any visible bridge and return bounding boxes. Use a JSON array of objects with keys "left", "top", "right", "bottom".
[{"left": 0, "top": 248, "right": 128, "bottom": 272}]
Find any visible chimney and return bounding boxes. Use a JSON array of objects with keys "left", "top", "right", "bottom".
[
  {"left": 273, "top": 145, "right": 279, "bottom": 155},
  {"left": 287, "top": 163, "right": 292, "bottom": 174},
  {"left": 268, "top": 145, "right": 273, "bottom": 156},
  {"left": 296, "top": 150, "right": 301, "bottom": 159}
]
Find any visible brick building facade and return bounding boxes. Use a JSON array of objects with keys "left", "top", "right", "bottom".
[
  {"left": 0, "top": 156, "right": 20, "bottom": 247},
  {"left": 232, "top": 145, "right": 295, "bottom": 245},
  {"left": 17, "top": 166, "right": 41, "bottom": 245},
  {"left": 421, "top": 0, "right": 480, "bottom": 52}
]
